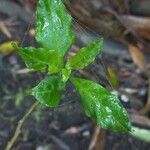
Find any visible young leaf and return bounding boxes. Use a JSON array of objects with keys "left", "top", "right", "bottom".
[
  {"left": 31, "top": 75, "right": 66, "bottom": 107},
  {"left": 36, "top": 0, "right": 75, "bottom": 55},
  {"left": 67, "top": 39, "right": 104, "bottom": 70},
  {"left": 17, "top": 46, "right": 63, "bottom": 73},
  {"left": 70, "top": 77, "right": 131, "bottom": 132},
  {"left": 61, "top": 67, "right": 71, "bottom": 83}
]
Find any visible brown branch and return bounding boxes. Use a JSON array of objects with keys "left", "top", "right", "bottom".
[
  {"left": 6, "top": 101, "right": 39, "bottom": 150},
  {"left": 88, "top": 126, "right": 101, "bottom": 150}
]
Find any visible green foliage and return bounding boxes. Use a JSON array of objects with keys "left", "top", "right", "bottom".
[
  {"left": 16, "top": 0, "right": 131, "bottom": 132},
  {"left": 67, "top": 40, "right": 103, "bottom": 70},
  {"left": 15, "top": 46, "right": 63, "bottom": 73},
  {"left": 31, "top": 76, "right": 66, "bottom": 107},
  {"left": 36, "top": 0, "right": 75, "bottom": 55},
  {"left": 70, "top": 77, "right": 131, "bottom": 132}
]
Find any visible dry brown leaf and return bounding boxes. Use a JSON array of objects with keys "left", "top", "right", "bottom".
[
  {"left": 66, "top": 0, "right": 125, "bottom": 39},
  {"left": 0, "top": 41, "right": 18, "bottom": 55},
  {"left": 139, "top": 78, "right": 150, "bottom": 115},
  {"left": 128, "top": 44, "right": 147, "bottom": 71},
  {"left": 137, "top": 28, "right": 150, "bottom": 41},
  {"left": 0, "top": 21, "right": 12, "bottom": 38},
  {"left": 108, "top": 0, "right": 129, "bottom": 14},
  {"left": 121, "top": 15, "right": 150, "bottom": 40}
]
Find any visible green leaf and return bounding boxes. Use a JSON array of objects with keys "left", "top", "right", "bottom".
[
  {"left": 36, "top": 0, "right": 75, "bottom": 55},
  {"left": 70, "top": 77, "right": 131, "bottom": 132},
  {"left": 31, "top": 75, "right": 66, "bottom": 107},
  {"left": 17, "top": 46, "right": 63, "bottom": 73},
  {"left": 61, "top": 67, "right": 71, "bottom": 83},
  {"left": 67, "top": 39, "right": 104, "bottom": 70}
]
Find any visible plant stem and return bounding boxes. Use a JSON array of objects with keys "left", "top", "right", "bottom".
[{"left": 6, "top": 101, "right": 39, "bottom": 150}]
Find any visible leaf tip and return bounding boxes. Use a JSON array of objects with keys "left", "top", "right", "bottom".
[
  {"left": 11, "top": 41, "right": 19, "bottom": 49},
  {"left": 96, "top": 37, "right": 104, "bottom": 48}
]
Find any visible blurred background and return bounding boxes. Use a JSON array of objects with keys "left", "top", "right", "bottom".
[{"left": 0, "top": 0, "right": 150, "bottom": 149}]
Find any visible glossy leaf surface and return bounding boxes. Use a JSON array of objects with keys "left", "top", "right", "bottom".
[
  {"left": 17, "top": 46, "right": 63, "bottom": 73},
  {"left": 67, "top": 39, "right": 103, "bottom": 70},
  {"left": 31, "top": 76, "right": 65, "bottom": 107},
  {"left": 71, "top": 77, "right": 131, "bottom": 132},
  {"left": 36, "top": 0, "right": 75, "bottom": 55}
]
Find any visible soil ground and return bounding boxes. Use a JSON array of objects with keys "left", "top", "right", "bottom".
[{"left": 0, "top": 0, "right": 150, "bottom": 150}]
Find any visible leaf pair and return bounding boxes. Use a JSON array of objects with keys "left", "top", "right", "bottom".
[
  {"left": 16, "top": 0, "right": 131, "bottom": 132},
  {"left": 17, "top": 39, "right": 104, "bottom": 107}
]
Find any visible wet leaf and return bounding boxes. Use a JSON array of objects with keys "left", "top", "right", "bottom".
[
  {"left": 31, "top": 75, "right": 66, "bottom": 107},
  {"left": 36, "top": 0, "right": 75, "bottom": 55},
  {"left": 16, "top": 46, "right": 63, "bottom": 73},
  {"left": 67, "top": 39, "right": 103, "bottom": 70},
  {"left": 71, "top": 77, "right": 131, "bottom": 132}
]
